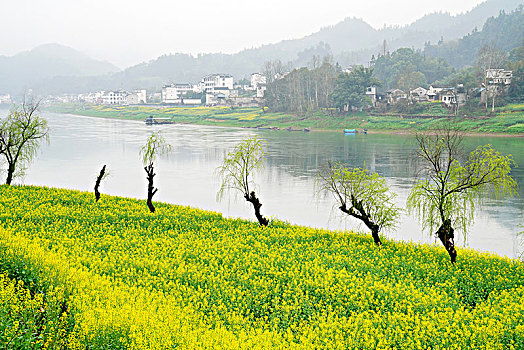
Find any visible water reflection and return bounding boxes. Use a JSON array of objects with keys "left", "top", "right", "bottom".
[{"left": 3, "top": 110, "right": 522, "bottom": 258}]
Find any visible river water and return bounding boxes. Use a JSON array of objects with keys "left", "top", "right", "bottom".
[{"left": 4, "top": 111, "right": 524, "bottom": 258}]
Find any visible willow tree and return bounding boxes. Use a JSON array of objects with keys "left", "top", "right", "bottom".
[
  {"left": 407, "top": 128, "right": 518, "bottom": 263},
  {"left": 0, "top": 101, "right": 48, "bottom": 185},
  {"left": 317, "top": 162, "right": 400, "bottom": 245},
  {"left": 216, "top": 137, "right": 269, "bottom": 226},
  {"left": 140, "top": 132, "right": 171, "bottom": 213}
]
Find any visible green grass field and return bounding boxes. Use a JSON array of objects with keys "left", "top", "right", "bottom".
[
  {"left": 0, "top": 185, "right": 523, "bottom": 349},
  {"left": 46, "top": 103, "right": 524, "bottom": 135}
]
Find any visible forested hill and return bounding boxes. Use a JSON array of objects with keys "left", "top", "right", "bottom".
[
  {"left": 5, "top": 0, "right": 523, "bottom": 95},
  {"left": 103, "top": 0, "right": 523, "bottom": 90},
  {"left": 0, "top": 44, "right": 119, "bottom": 95},
  {"left": 424, "top": 6, "right": 524, "bottom": 68}
]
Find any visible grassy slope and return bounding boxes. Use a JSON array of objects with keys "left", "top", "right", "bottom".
[
  {"left": 0, "top": 185, "right": 523, "bottom": 349},
  {"left": 47, "top": 103, "right": 524, "bottom": 134}
]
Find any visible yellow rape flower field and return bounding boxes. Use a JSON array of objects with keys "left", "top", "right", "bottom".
[{"left": 0, "top": 185, "right": 523, "bottom": 349}]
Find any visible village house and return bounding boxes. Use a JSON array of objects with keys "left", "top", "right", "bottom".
[
  {"left": 206, "top": 87, "right": 233, "bottom": 105},
  {"left": 201, "top": 74, "right": 235, "bottom": 105},
  {"left": 386, "top": 89, "right": 407, "bottom": 104},
  {"left": 77, "top": 92, "right": 101, "bottom": 104},
  {"left": 202, "top": 74, "right": 234, "bottom": 93},
  {"left": 126, "top": 90, "right": 147, "bottom": 105},
  {"left": 440, "top": 85, "right": 467, "bottom": 107},
  {"left": 250, "top": 73, "right": 267, "bottom": 98},
  {"left": 101, "top": 91, "right": 127, "bottom": 105},
  {"left": 365, "top": 86, "right": 386, "bottom": 107},
  {"left": 161, "top": 84, "right": 196, "bottom": 104},
  {"left": 0, "top": 94, "right": 12, "bottom": 104},
  {"left": 410, "top": 87, "right": 429, "bottom": 102},
  {"left": 482, "top": 69, "right": 513, "bottom": 104},
  {"left": 486, "top": 69, "right": 513, "bottom": 85},
  {"left": 250, "top": 73, "right": 266, "bottom": 89},
  {"left": 98, "top": 89, "right": 147, "bottom": 105},
  {"left": 427, "top": 86, "right": 443, "bottom": 101}
]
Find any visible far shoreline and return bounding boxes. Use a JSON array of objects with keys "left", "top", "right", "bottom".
[{"left": 43, "top": 104, "right": 524, "bottom": 138}]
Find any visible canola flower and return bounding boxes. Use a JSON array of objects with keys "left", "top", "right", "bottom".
[
  {"left": 0, "top": 185, "right": 522, "bottom": 349},
  {"left": 0, "top": 272, "right": 75, "bottom": 349}
]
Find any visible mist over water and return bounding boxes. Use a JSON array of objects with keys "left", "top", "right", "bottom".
[{"left": 11, "top": 111, "right": 524, "bottom": 258}]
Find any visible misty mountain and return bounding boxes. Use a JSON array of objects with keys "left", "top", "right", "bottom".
[
  {"left": 5, "top": 0, "right": 524, "bottom": 95},
  {"left": 424, "top": 7, "right": 524, "bottom": 68},
  {"left": 118, "top": 0, "right": 523, "bottom": 89},
  {"left": 333, "top": 0, "right": 524, "bottom": 66},
  {"left": 0, "top": 43, "right": 119, "bottom": 95}
]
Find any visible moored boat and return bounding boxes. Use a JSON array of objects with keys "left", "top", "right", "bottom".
[{"left": 145, "top": 116, "right": 174, "bottom": 125}]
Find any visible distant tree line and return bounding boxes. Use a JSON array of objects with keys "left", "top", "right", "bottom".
[
  {"left": 264, "top": 44, "right": 523, "bottom": 114},
  {"left": 263, "top": 7, "right": 524, "bottom": 114},
  {"left": 263, "top": 57, "right": 338, "bottom": 114},
  {"left": 371, "top": 48, "right": 452, "bottom": 91}
]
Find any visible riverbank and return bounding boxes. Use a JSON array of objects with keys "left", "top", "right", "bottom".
[
  {"left": 46, "top": 103, "right": 524, "bottom": 136},
  {"left": 1, "top": 185, "right": 523, "bottom": 348}
]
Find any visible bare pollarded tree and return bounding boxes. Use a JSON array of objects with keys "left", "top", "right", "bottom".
[{"left": 94, "top": 165, "right": 110, "bottom": 202}]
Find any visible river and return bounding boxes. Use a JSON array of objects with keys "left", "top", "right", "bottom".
[{"left": 4, "top": 110, "right": 524, "bottom": 258}]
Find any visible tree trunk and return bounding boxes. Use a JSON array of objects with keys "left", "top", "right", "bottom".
[
  {"left": 5, "top": 164, "right": 14, "bottom": 185},
  {"left": 436, "top": 219, "right": 457, "bottom": 263},
  {"left": 94, "top": 165, "right": 106, "bottom": 202},
  {"left": 339, "top": 197, "right": 382, "bottom": 246},
  {"left": 144, "top": 164, "right": 157, "bottom": 213},
  {"left": 244, "top": 191, "right": 269, "bottom": 226},
  {"left": 369, "top": 225, "right": 382, "bottom": 246}
]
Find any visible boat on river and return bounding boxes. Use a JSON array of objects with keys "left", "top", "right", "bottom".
[
  {"left": 344, "top": 128, "right": 356, "bottom": 134},
  {"left": 145, "top": 116, "right": 174, "bottom": 125}
]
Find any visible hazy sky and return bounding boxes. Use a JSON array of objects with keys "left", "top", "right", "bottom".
[{"left": 1, "top": 0, "right": 487, "bottom": 68}]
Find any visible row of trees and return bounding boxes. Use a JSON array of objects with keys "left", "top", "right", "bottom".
[
  {"left": 0, "top": 101, "right": 172, "bottom": 216},
  {"left": 0, "top": 104, "right": 518, "bottom": 264},
  {"left": 218, "top": 130, "right": 517, "bottom": 264}
]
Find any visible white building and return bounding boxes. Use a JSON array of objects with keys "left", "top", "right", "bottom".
[
  {"left": 133, "top": 89, "right": 147, "bottom": 104},
  {"left": 101, "top": 91, "right": 127, "bottom": 105},
  {"left": 427, "top": 86, "right": 443, "bottom": 101},
  {"left": 76, "top": 93, "right": 98, "bottom": 103},
  {"left": 162, "top": 84, "right": 195, "bottom": 104},
  {"left": 0, "top": 94, "right": 12, "bottom": 104},
  {"left": 250, "top": 73, "right": 266, "bottom": 89},
  {"left": 365, "top": 86, "right": 385, "bottom": 107},
  {"left": 123, "top": 90, "right": 146, "bottom": 105},
  {"left": 410, "top": 87, "right": 429, "bottom": 102},
  {"left": 201, "top": 74, "right": 234, "bottom": 93},
  {"left": 256, "top": 85, "right": 266, "bottom": 98},
  {"left": 486, "top": 69, "right": 512, "bottom": 85},
  {"left": 250, "top": 73, "right": 267, "bottom": 98},
  {"left": 441, "top": 91, "right": 456, "bottom": 106},
  {"left": 205, "top": 87, "right": 232, "bottom": 105},
  {"left": 126, "top": 93, "right": 139, "bottom": 105}
]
